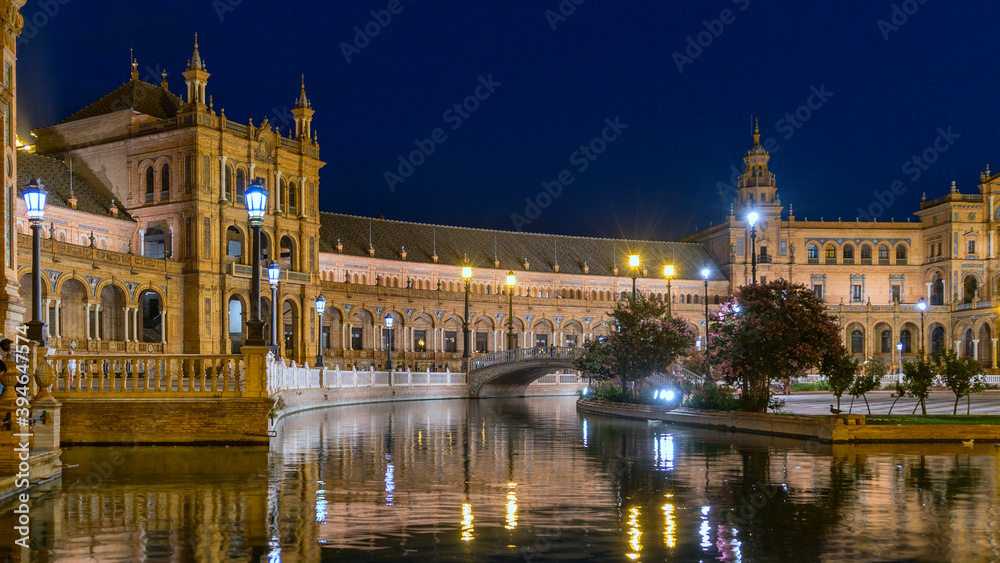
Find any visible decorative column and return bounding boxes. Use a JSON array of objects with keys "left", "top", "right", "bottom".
[
  {"left": 161, "top": 311, "right": 167, "bottom": 344},
  {"left": 274, "top": 170, "right": 282, "bottom": 214},
  {"left": 954, "top": 340, "right": 961, "bottom": 354},
  {"left": 54, "top": 300, "right": 62, "bottom": 338},
  {"left": 299, "top": 175, "right": 307, "bottom": 217},
  {"left": 138, "top": 229, "right": 145, "bottom": 257},
  {"left": 84, "top": 303, "right": 91, "bottom": 340},
  {"left": 973, "top": 339, "right": 980, "bottom": 360},
  {"left": 123, "top": 306, "right": 130, "bottom": 342},
  {"left": 94, "top": 304, "right": 101, "bottom": 341},
  {"left": 132, "top": 309, "right": 139, "bottom": 341},
  {"left": 993, "top": 338, "right": 998, "bottom": 370},
  {"left": 219, "top": 155, "right": 228, "bottom": 200}
]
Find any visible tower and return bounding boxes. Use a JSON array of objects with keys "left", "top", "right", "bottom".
[
  {"left": 737, "top": 119, "right": 779, "bottom": 210},
  {"left": 291, "top": 75, "right": 314, "bottom": 140},
  {"left": 182, "top": 33, "right": 210, "bottom": 106}
]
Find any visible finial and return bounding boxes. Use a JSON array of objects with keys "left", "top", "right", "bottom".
[
  {"left": 160, "top": 69, "right": 168, "bottom": 89},
  {"left": 950, "top": 180, "right": 958, "bottom": 193},
  {"left": 131, "top": 56, "right": 138, "bottom": 81},
  {"left": 921, "top": 192, "right": 926, "bottom": 202},
  {"left": 194, "top": 31, "right": 199, "bottom": 49},
  {"left": 752, "top": 117, "right": 760, "bottom": 144}
]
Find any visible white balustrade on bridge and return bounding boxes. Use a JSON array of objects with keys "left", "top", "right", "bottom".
[
  {"left": 50, "top": 353, "right": 246, "bottom": 397},
  {"left": 266, "top": 353, "right": 584, "bottom": 394}
]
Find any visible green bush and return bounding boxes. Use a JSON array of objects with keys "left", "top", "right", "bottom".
[
  {"left": 587, "top": 380, "right": 652, "bottom": 404},
  {"left": 684, "top": 382, "right": 738, "bottom": 411},
  {"left": 790, "top": 380, "right": 831, "bottom": 392}
]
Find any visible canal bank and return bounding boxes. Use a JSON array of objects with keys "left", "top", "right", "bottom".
[{"left": 576, "top": 399, "right": 1000, "bottom": 443}]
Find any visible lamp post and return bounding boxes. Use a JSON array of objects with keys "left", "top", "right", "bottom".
[
  {"left": 917, "top": 298, "right": 927, "bottom": 358},
  {"left": 244, "top": 179, "right": 268, "bottom": 347},
  {"left": 462, "top": 265, "right": 472, "bottom": 371},
  {"left": 746, "top": 199, "right": 759, "bottom": 285},
  {"left": 629, "top": 254, "right": 640, "bottom": 300},
  {"left": 702, "top": 267, "right": 710, "bottom": 352},
  {"left": 314, "top": 295, "right": 325, "bottom": 368},
  {"left": 663, "top": 264, "right": 674, "bottom": 317},
  {"left": 23, "top": 179, "right": 47, "bottom": 347},
  {"left": 267, "top": 261, "right": 280, "bottom": 355},
  {"left": 896, "top": 341, "right": 903, "bottom": 375},
  {"left": 385, "top": 315, "right": 394, "bottom": 373},
  {"left": 506, "top": 271, "right": 516, "bottom": 350}
]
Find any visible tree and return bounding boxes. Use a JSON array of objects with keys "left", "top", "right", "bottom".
[
  {"left": 574, "top": 295, "right": 696, "bottom": 401},
  {"left": 902, "top": 357, "right": 935, "bottom": 415},
  {"left": 848, "top": 358, "right": 883, "bottom": 415},
  {"left": 708, "top": 280, "right": 843, "bottom": 412},
  {"left": 820, "top": 347, "right": 857, "bottom": 411},
  {"left": 935, "top": 350, "right": 986, "bottom": 415}
]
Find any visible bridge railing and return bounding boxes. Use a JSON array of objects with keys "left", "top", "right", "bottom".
[
  {"left": 51, "top": 353, "right": 246, "bottom": 397},
  {"left": 470, "top": 346, "right": 581, "bottom": 371}
]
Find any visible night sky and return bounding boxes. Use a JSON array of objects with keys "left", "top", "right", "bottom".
[{"left": 14, "top": 1, "right": 1000, "bottom": 241}]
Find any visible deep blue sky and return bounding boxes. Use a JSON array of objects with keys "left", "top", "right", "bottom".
[{"left": 15, "top": 1, "right": 1000, "bottom": 241}]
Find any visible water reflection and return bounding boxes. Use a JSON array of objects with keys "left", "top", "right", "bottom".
[{"left": 3, "top": 397, "right": 1000, "bottom": 561}]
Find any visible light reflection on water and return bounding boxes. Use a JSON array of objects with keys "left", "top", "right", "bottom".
[{"left": 2, "top": 396, "right": 1000, "bottom": 561}]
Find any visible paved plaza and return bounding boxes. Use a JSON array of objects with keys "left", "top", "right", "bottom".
[{"left": 779, "top": 390, "right": 1000, "bottom": 416}]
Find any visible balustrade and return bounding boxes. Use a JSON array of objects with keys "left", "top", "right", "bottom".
[{"left": 51, "top": 353, "right": 244, "bottom": 397}]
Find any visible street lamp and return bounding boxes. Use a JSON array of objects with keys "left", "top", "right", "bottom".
[
  {"left": 267, "top": 261, "right": 280, "bottom": 354},
  {"left": 746, "top": 198, "right": 759, "bottom": 285},
  {"left": 314, "top": 295, "right": 325, "bottom": 368},
  {"left": 629, "top": 254, "right": 640, "bottom": 300},
  {"left": 917, "top": 298, "right": 927, "bottom": 357},
  {"left": 663, "top": 264, "right": 675, "bottom": 317},
  {"left": 702, "top": 267, "right": 710, "bottom": 351},
  {"left": 462, "top": 265, "right": 472, "bottom": 371},
  {"left": 896, "top": 341, "right": 903, "bottom": 375},
  {"left": 506, "top": 271, "right": 516, "bottom": 350},
  {"left": 385, "top": 315, "right": 394, "bottom": 373},
  {"left": 244, "top": 179, "right": 268, "bottom": 347},
  {"left": 22, "top": 179, "right": 47, "bottom": 347}
]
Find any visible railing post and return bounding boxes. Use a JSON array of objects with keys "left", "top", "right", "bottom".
[{"left": 241, "top": 346, "right": 270, "bottom": 398}]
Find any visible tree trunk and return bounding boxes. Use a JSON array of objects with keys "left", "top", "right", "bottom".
[
  {"left": 888, "top": 394, "right": 901, "bottom": 415},
  {"left": 836, "top": 394, "right": 841, "bottom": 410},
  {"left": 967, "top": 393, "right": 971, "bottom": 415},
  {"left": 911, "top": 400, "right": 919, "bottom": 415},
  {"left": 953, "top": 395, "right": 959, "bottom": 415},
  {"left": 849, "top": 395, "right": 855, "bottom": 414},
  {"left": 863, "top": 393, "right": 871, "bottom": 415},
  {"left": 921, "top": 397, "right": 927, "bottom": 415}
]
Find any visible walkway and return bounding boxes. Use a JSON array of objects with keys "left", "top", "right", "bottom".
[{"left": 780, "top": 390, "right": 1000, "bottom": 415}]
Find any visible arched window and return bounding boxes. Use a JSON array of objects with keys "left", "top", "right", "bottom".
[
  {"left": 807, "top": 244, "right": 819, "bottom": 263},
  {"left": 965, "top": 328, "right": 975, "bottom": 358},
  {"left": 160, "top": 163, "right": 170, "bottom": 200},
  {"left": 825, "top": 245, "right": 835, "bottom": 259},
  {"left": 880, "top": 329, "right": 892, "bottom": 354},
  {"left": 896, "top": 245, "right": 907, "bottom": 262},
  {"left": 288, "top": 182, "right": 298, "bottom": 215},
  {"left": 224, "top": 166, "right": 234, "bottom": 201},
  {"left": 143, "top": 227, "right": 169, "bottom": 259},
  {"left": 235, "top": 169, "right": 246, "bottom": 203},
  {"left": 900, "top": 329, "right": 912, "bottom": 354},
  {"left": 963, "top": 275, "right": 979, "bottom": 304},
  {"left": 931, "top": 326, "right": 945, "bottom": 355},
  {"left": 860, "top": 244, "right": 872, "bottom": 263},
  {"left": 145, "top": 167, "right": 155, "bottom": 202},
  {"left": 842, "top": 244, "right": 854, "bottom": 261},
  {"left": 279, "top": 179, "right": 287, "bottom": 211},
  {"left": 280, "top": 235, "right": 295, "bottom": 270},
  {"left": 877, "top": 244, "right": 889, "bottom": 263},
  {"left": 931, "top": 274, "right": 945, "bottom": 305},
  {"left": 851, "top": 330, "right": 864, "bottom": 354}
]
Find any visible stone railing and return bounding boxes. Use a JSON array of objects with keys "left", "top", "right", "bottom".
[
  {"left": 267, "top": 354, "right": 467, "bottom": 393},
  {"left": 470, "top": 346, "right": 580, "bottom": 371},
  {"left": 50, "top": 353, "right": 248, "bottom": 398}
]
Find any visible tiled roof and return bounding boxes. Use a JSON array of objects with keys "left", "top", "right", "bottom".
[
  {"left": 17, "top": 151, "right": 133, "bottom": 222},
  {"left": 319, "top": 213, "right": 725, "bottom": 281},
  {"left": 59, "top": 79, "right": 184, "bottom": 124}
]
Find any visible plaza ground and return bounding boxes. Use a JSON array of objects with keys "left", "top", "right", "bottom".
[{"left": 780, "top": 390, "right": 1000, "bottom": 415}]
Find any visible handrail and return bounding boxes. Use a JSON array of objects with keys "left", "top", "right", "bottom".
[{"left": 469, "top": 346, "right": 580, "bottom": 371}]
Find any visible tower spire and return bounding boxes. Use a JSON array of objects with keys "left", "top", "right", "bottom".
[
  {"left": 182, "top": 32, "right": 211, "bottom": 106},
  {"left": 130, "top": 48, "right": 138, "bottom": 81},
  {"left": 291, "top": 74, "right": 316, "bottom": 139},
  {"left": 753, "top": 117, "right": 760, "bottom": 144}
]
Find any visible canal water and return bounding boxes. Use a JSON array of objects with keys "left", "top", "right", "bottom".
[{"left": 3, "top": 396, "right": 1000, "bottom": 561}]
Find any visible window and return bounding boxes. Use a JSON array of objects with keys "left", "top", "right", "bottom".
[
  {"left": 780, "top": 238, "right": 787, "bottom": 255},
  {"left": 535, "top": 334, "right": 549, "bottom": 347},
  {"left": 566, "top": 335, "right": 578, "bottom": 347},
  {"left": 444, "top": 331, "right": 457, "bottom": 353},
  {"left": 881, "top": 330, "right": 892, "bottom": 353},
  {"left": 184, "top": 155, "right": 192, "bottom": 192},
  {"left": 759, "top": 245, "right": 768, "bottom": 259},
  {"left": 825, "top": 244, "right": 836, "bottom": 264},
  {"left": 877, "top": 245, "right": 889, "bottom": 264},
  {"left": 807, "top": 244, "right": 819, "bottom": 264},
  {"left": 160, "top": 163, "right": 170, "bottom": 200},
  {"left": 279, "top": 179, "right": 286, "bottom": 212},
  {"left": 143, "top": 227, "right": 169, "bottom": 259},
  {"left": 891, "top": 284, "right": 901, "bottom": 303},
  {"left": 351, "top": 327, "right": 363, "bottom": 350},
  {"left": 900, "top": 330, "right": 912, "bottom": 354},
  {"left": 475, "top": 332, "right": 488, "bottom": 353},
  {"left": 860, "top": 244, "right": 872, "bottom": 264},
  {"left": 937, "top": 242, "right": 942, "bottom": 257},
  {"left": 843, "top": 244, "right": 854, "bottom": 263},
  {"left": 382, "top": 328, "right": 394, "bottom": 351},
  {"left": 736, "top": 238, "right": 744, "bottom": 256},
  {"left": 289, "top": 182, "right": 298, "bottom": 215},
  {"left": 760, "top": 276, "right": 767, "bottom": 284},
  {"left": 968, "top": 240, "right": 977, "bottom": 255},
  {"left": 185, "top": 217, "right": 192, "bottom": 259},
  {"left": 235, "top": 169, "right": 246, "bottom": 203},
  {"left": 931, "top": 275, "right": 944, "bottom": 305},
  {"left": 225, "top": 166, "right": 233, "bottom": 201},
  {"left": 851, "top": 284, "right": 863, "bottom": 303},
  {"left": 145, "top": 167, "right": 155, "bottom": 202},
  {"left": 413, "top": 330, "right": 427, "bottom": 352},
  {"left": 812, "top": 284, "right": 823, "bottom": 301},
  {"left": 851, "top": 330, "right": 864, "bottom": 354},
  {"left": 226, "top": 227, "right": 243, "bottom": 262},
  {"left": 896, "top": 245, "right": 907, "bottom": 263}
]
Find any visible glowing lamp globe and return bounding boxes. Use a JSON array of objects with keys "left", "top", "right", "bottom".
[
  {"left": 267, "top": 261, "right": 280, "bottom": 286},
  {"left": 22, "top": 179, "right": 47, "bottom": 221},
  {"left": 701, "top": 268, "right": 710, "bottom": 280},
  {"left": 628, "top": 254, "right": 640, "bottom": 268},
  {"left": 244, "top": 179, "right": 268, "bottom": 223},
  {"left": 663, "top": 264, "right": 675, "bottom": 278},
  {"left": 462, "top": 266, "right": 472, "bottom": 280},
  {"left": 386, "top": 316, "right": 393, "bottom": 329},
  {"left": 506, "top": 271, "right": 516, "bottom": 288},
  {"left": 315, "top": 295, "right": 326, "bottom": 316}
]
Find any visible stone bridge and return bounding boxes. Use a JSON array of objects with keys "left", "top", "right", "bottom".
[{"left": 468, "top": 346, "right": 582, "bottom": 397}]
